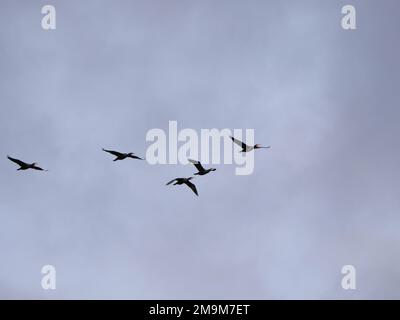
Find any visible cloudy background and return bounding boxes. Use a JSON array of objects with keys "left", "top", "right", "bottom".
[{"left": 0, "top": 0, "right": 399, "bottom": 299}]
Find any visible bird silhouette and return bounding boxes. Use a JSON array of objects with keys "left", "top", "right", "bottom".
[
  {"left": 166, "top": 177, "right": 198, "bottom": 196},
  {"left": 7, "top": 156, "right": 47, "bottom": 171},
  {"left": 230, "top": 136, "right": 271, "bottom": 152},
  {"left": 188, "top": 159, "right": 216, "bottom": 176},
  {"left": 102, "top": 148, "right": 144, "bottom": 161}
]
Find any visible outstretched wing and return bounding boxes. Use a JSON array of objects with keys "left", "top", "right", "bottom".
[
  {"left": 188, "top": 159, "right": 205, "bottom": 172},
  {"left": 166, "top": 178, "right": 178, "bottom": 186},
  {"left": 184, "top": 180, "right": 198, "bottom": 196},
  {"left": 102, "top": 148, "right": 123, "bottom": 157},
  {"left": 32, "top": 165, "right": 46, "bottom": 171},
  {"left": 230, "top": 136, "right": 248, "bottom": 150},
  {"left": 7, "top": 156, "right": 28, "bottom": 167}
]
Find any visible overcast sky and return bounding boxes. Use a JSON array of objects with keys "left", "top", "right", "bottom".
[{"left": 0, "top": 0, "right": 399, "bottom": 299}]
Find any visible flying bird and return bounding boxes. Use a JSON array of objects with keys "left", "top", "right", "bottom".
[
  {"left": 230, "top": 136, "right": 271, "bottom": 152},
  {"left": 166, "top": 177, "right": 198, "bottom": 196},
  {"left": 188, "top": 159, "right": 216, "bottom": 176},
  {"left": 102, "top": 148, "right": 144, "bottom": 161},
  {"left": 7, "top": 156, "right": 47, "bottom": 171}
]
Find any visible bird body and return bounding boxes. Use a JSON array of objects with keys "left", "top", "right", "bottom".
[
  {"left": 230, "top": 136, "right": 271, "bottom": 152},
  {"left": 188, "top": 159, "right": 216, "bottom": 176},
  {"left": 166, "top": 177, "right": 198, "bottom": 196},
  {"left": 7, "top": 156, "right": 46, "bottom": 171},
  {"left": 102, "top": 148, "right": 144, "bottom": 161}
]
